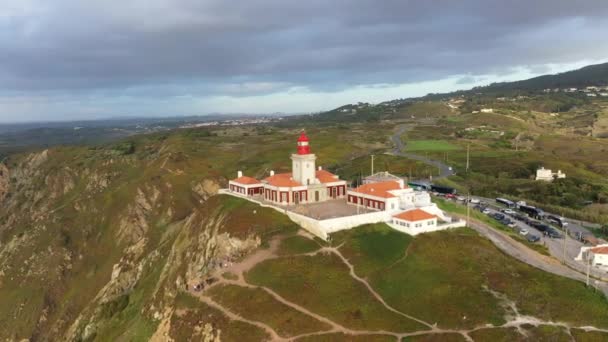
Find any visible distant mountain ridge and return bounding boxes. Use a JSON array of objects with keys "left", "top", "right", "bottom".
[{"left": 473, "top": 62, "right": 608, "bottom": 93}]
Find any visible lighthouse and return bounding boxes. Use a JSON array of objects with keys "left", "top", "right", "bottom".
[{"left": 291, "top": 132, "right": 317, "bottom": 185}]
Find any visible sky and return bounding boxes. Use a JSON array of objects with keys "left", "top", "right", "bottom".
[{"left": 1, "top": 1, "right": 608, "bottom": 123}]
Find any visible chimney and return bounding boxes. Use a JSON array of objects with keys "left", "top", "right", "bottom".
[
  {"left": 237, "top": 170, "right": 243, "bottom": 178},
  {"left": 270, "top": 170, "right": 275, "bottom": 176}
]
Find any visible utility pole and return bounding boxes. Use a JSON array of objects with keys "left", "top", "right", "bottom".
[
  {"left": 466, "top": 192, "right": 471, "bottom": 227},
  {"left": 466, "top": 144, "right": 470, "bottom": 173},
  {"left": 371, "top": 154, "right": 374, "bottom": 176},
  {"left": 562, "top": 228, "right": 568, "bottom": 264},
  {"left": 586, "top": 255, "right": 591, "bottom": 287}
]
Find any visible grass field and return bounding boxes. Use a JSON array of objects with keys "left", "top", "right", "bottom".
[
  {"left": 208, "top": 284, "right": 332, "bottom": 338},
  {"left": 295, "top": 333, "right": 395, "bottom": 342},
  {"left": 402, "top": 333, "right": 466, "bottom": 341},
  {"left": 277, "top": 235, "right": 322, "bottom": 255},
  {"left": 171, "top": 292, "right": 270, "bottom": 341},
  {"left": 468, "top": 327, "right": 523, "bottom": 341},
  {"left": 329, "top": 225, "right": 608, "bottom": 330},
  {"left": 403, "top": 140, "right": 461, "bottom": 152},
  {"left": 246, "top": 253, "right": 427, "bottom": 333},
  {"left": 570, "top": 328, "right": 608, "bottom": 341}
]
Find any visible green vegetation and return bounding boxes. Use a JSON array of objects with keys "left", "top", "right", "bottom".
[
  {"left": 571, "top": 328, "right": 608, "bottom": 342},
  {"left": 277, "top": 235, "right": 321, "bottom": 255},
  {"left": 330, "top": 225, "right": 608, "bottom": 330},
  {"left": 171, "top": 292, "right": 270, "bottom": 341},
  {"left": 402, "top": 333, "right": 466, "bottom": 341},
  {"left": 468, "top": 327, "right": 523, "bottom": 341},
  {"left": 520, "top": 324, "right": 571, "bottom": 341},
  {"left": 331, "top": 223, "right": 413, "bottom": 277},
  {"left": 208, "top": 284, "right": 332, "bottom": 338},
  {"left": 295, "top": 333, "right": 395, "bottom": 342},
  {"left": 404, "top": 140, "right": 460, "bottom": 152},
  {"left": 246, "top": 253, "right": 427, "bottom": 333}
]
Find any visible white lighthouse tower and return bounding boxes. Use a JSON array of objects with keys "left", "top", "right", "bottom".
[{"left": 291, "top": 132, "right": 317, "bottom": 185}]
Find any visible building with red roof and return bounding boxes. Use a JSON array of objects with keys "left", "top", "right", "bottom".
[
  {"left": 579, "top": 245, "right": 608, "bottom": 268},
  {"left": 228, "top": 171, "right": 264, "bottom": 196},
  {"left": 228, "top": 132, "right": 347, "bottom": 205},
  {"left": 390, "top": 208, "right": 442, "bottom": 235}
]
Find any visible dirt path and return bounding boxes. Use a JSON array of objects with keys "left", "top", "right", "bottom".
[
  {"left": 198, "top": 295, "right": 282, "bottom": 341},
  {"left": 330, "top": 245, "right": 435, "bottom": 330},
  {"left": 184, "top": 233, "right": 608, "bottom": 341}
]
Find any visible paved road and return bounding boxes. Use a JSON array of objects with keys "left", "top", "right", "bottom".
[
  {"left": 462, "top": 215, "right": 608, "bottom": 296},
  {"left": 391, "top": 124, "right": 455, "bottom": 180}
]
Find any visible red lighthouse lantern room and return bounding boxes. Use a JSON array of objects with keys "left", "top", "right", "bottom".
[{"left": 297, "top": 132, "right": 311, "bottom": 155}]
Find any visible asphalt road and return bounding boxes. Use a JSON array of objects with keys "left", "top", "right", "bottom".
[
  {"left": 389, "top": 124, "right": 608, "bottom": 292},
  {"left": 464, "top": 200, "right": 608, "bottom": 285},
  {"left": 463, "top": 214, "right": 608, "bottom": 296},
  {"left": 391, "top": 124, "right": 455, "bottom": 180}
]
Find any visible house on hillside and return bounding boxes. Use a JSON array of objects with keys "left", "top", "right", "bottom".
[{"left": 535, "top": 167, "right": 565, "bottom": 182}]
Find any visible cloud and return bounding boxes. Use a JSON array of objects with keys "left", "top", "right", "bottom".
[{"left": 1, "top": 0, "right": 608, "bottom": 121}]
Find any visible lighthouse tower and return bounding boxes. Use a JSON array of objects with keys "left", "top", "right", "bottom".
[{"left": 291, "top": 132, "right": 317, "bottom": 185}]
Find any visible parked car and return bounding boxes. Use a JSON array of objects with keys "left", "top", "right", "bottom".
[
  {"left": 445, "top": 193, "right": 457, "bottom": 199},
  {"left": 456, "top": 196, "right": 466, "bottom": 201},
  {"left": 512, "top": 213, "right": 527, "bottom": 221},
  {"left": 492, "top": 213, "right": 505, "bottom": 221},
  {"left": 501, "top": 209, "right": 516, "bottom": 215},
  {"left": 500, "top": 218, "right": 512, "bottom": 226},
  {"left": 482, "top": 208, "right": 491, "bottom": 215},
  {"left": 519, "top": 229, "right": 529, "bottom": 236},
  {"left": 469, "top": 198, "right": 480, "bottom": 204},
  {"left": 545, "top": 229, "right": 562, "bottom": 239},
  {"left": 508, "top": 222, "right": 517, "bottom": 228},
  {"left": 526, "top": 234, "right": 540, "bottom": 242}
]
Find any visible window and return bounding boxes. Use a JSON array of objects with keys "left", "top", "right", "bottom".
[{"left": 428, "top": 221, "right": 433, "bottom": 226}]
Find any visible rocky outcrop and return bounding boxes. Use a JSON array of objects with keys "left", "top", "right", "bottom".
[
  {"left": 0, "top": 163, "right": 8, "bottom": 203},
  {"left": 193, "top": 179, "right": 220, "bottom": 202}
]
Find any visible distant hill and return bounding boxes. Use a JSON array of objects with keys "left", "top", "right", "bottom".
[{"left": 476, "top": 62, "right": 608, "bottom": 93}]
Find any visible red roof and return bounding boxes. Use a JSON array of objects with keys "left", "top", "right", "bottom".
[
  {"left": 231, "top": 176, "right": 262, "bottom": 185},
  {"left": 297, "top": 132, "right": 309, "bottom": 142},
  {"left": 264, "top": 173, "right": 303, "bottom": 187},
  {"left": 351, "top": 181, "right": 403, "bottom": 198},
  {"left": 316, "top": 169, "right": 340, "bottom": 183},
  {"left": 591, "top": 246, "right": 608, "bottom": 255},
  {"left": 393, "top": 209, "right": 437, "bottom": 222}
]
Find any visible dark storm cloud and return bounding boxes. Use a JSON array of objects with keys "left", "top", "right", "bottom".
[{"left": 1, "top": 0, "right": 608, "bottom": 96}]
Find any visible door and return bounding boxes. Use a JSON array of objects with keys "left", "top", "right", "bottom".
[
  {"left": 294, "top": 192, "right": 300, "bottom": 205},
  {"left": 315, "top": 191, "right": 319, "bottom": 202}
]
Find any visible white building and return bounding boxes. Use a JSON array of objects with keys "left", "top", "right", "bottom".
[
  {"left": 229, "top": 132, "right": 347, "bottom": 205},
  {"left": 480, "top": 108, "right": 494, "bottom": 113},
  {"left": 576, "top": 245, "right": 608, "bottom": 268},
  {"left": 391, "top": 209, "right": 437, "bottom": 235},
  {"left": 535, "top": 167, "right": 566, "bottom": 182},
  {"left": 346, "top": 180, "right": 433, "bottom": 212}
]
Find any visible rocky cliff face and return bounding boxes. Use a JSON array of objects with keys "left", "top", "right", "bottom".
[
  {"left": 0, "top": 142, "right": 268, "bottom": 341},
  {"left": 0, "top": 163, "right": 8, "bottom": 204}
]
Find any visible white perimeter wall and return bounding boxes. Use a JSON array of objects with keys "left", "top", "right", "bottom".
[
  {"left": 388, "top": 220, "right": 466, "bottom": 236},
  {"left": 219, "top": 189, "right": 462, "bottom": 240}
]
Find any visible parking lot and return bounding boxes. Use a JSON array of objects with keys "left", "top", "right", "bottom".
[{"left": 440, "top": 195, "right": 608, "bottom": 280}]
